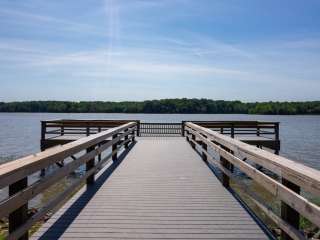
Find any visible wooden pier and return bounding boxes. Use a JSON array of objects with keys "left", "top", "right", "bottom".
[{"left": 0, "top": 120, "right": 319, "bottom": 240}]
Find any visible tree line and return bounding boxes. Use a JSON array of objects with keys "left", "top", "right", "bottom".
[{"left": 0, "top": 99, "right": 319, "bottom": 114}]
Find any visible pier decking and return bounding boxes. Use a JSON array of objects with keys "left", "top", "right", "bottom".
[
  {"left": 32, "top": 137, "right": 268, "bottom": 239},
  {"left": 0, "top": 120, "right": 319, "bottom": 240}
]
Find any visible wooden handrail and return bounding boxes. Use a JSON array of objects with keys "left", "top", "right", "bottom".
[
  {"left": 41, "top": 120, "right": 141, "bottom": 139},
  {"left": 185, "top": 122, "right": 320, "bottom": 240},
  {"left": 185, "top": 122, "right": 320, "bottom": 195},
  {"left": 0, "top": 122, "right": 137, "bottom": 239}
]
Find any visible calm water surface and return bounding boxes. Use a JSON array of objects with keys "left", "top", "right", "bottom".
[{"left": 0, "top": 113, "right": 319, "bottom": 170}]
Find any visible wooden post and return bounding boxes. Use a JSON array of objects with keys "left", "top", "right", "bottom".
[
  {"left": 275, "top": 122, "right": 280, "bottom": 141},
  {"left": 112, "top": 134, "right": 118, "bottom": 162},
  {"left": 186, "top": 130, "right": 190, "bottom": 141},
  {"left": 41, "top": 121, "right": 46, "bottom": 141},
  {"left": 98, "top": 127, "right": 101, "bottom": 162},
  {"left": 202, "top": 137, "right": 207, "bottom": 163},
  {"left": 219, "top": 145, "right": 233, "bottom": 188},
  {"left": 275, "top": 122, "right": 280, "bottom": 155},
  {"left": 132, "top": 127, "right": 136, "bottom": 142},
  {"left": 86, "top": 146, "right": 95, "bottom": 185},
  {"left": 124, "top": 129, "right": 129, "bottom": 149},
  {"left": 220, "top": 155, "right": 230, "bottom": 188},
  {"left": 181, "top": 121, "right": 185, "bottom": 137},
  {"left": 231, "top": 123, "right": 235, "bottom": 138},
  {"left": 191, "top": 133, "right": 196, "bottom": 149},
  {"left": 9, "top": 178, "right": 28, "bottom": 240},
  {"left": 137, "top": 121, "right": 140, "bottom": 137},
  {"left": 40, "top": 144, "right": 46, "bottom": 177},
  {"left": 61, "top": 126, "right": 64, "bottom": 136},
  {"left": 281, "top": 179, "right": 300, "bottom": 240}
]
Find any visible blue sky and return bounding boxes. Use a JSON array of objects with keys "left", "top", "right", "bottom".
[{"left": 0, "top": 0, "right": 319, "bottom": 101}]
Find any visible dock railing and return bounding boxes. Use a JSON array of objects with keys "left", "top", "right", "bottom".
[
  {"left": 41, "top": 119, "right": 140, "bottom": 139},
  {"left": 188, "top": 120, "right": 279, "bottom": 140},
  {"left": 140, "top": 122, "right": 182, "bottom": 136},
  {"left": 185, "top": 122, "right": 320, "bottom": 240},
  {"left": 0, "top": 122, "right": 137, "bottom": 240}
]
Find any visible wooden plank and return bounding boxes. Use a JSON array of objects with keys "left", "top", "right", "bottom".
[{"left": 31, "top": 137, "right": 267, "bottom": 240}]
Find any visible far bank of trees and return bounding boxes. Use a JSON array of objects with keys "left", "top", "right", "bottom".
[{"left": 0, "top": 99, "right": 319, "bottom": 115}]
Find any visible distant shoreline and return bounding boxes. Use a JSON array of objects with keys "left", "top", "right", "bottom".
[{"left": 0, "top": 99, "right": 319, "bottom": 115}]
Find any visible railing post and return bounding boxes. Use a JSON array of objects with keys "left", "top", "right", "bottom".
[
  {"left": 191, "top": 133, "right": 196, "bottom": 149},
  {"left": 86, "top": 146, "right": 95, "bottom": 185},
  {"left": 275, "top": 122, "right": 280, "bottom": 155},
  {"left": 219, "top": 145, "right": 233, "bottom": 188},
  {"left": 281, "top": 179, "right": 300, "bottom": 240},
  {"left": 41, "top": 121, "right": 46, "bottom": 141},
  {"left": 98, "top": 127, "right": 101, "bottom": 161},
  {"left": 9, "top": 178, "right": 28, "bottom": 240},
  {"left": 181, "top": 121, "right": 185, "bottom": 136},
  {"left": 132, "top": 127, "right": 136, "bottom": 142},
  {"left": 124, "top": 129, "right": 129, "bottom": 149},
  {"left": 186, "top": 130, "right": 190, "bottom": 141},
  {"left": 137, "top": 121, "right": 140, "bottom": 137},
  {"left": 231, "top": 123, "right": 234, "bottom": 138},
  {"left": 275, "top": 122, "right": 280, "bottom": 141},
  {"left": 201, "top": 135, "right": 207, "bottom": 163},
  {"left": 220, "top": 155, "right": 230, "bottom": 188},
  {"left": 112, "top": 134, "right": 118, "bottom": 161},
  {"left": 61, "top": 126, "right": 64, "bottom": 136}
]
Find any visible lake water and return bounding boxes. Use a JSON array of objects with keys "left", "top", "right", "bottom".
[{"left": 0, "top": 113, "right": 319, "bottom": 170}]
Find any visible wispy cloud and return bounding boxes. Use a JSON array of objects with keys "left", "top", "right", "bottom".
[
  {"left": 0, "top": 8, "right": 108, "bottom": 36},
  {"left": 0, "top": 0, "right": 319, "bottom": 101}
]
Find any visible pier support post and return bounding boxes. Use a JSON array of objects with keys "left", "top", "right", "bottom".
[
  {"left": 86, "top": 146, "right": 95, "bottom": 185},
  {"left": 281, "top": 179, "right": 300, "bottom": 240},
  {"left": 9, "top": 177, "right": 28, "bottom": 240},
  {"left": 112, "top": 134, "right": 118, "bottom": 162}
]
